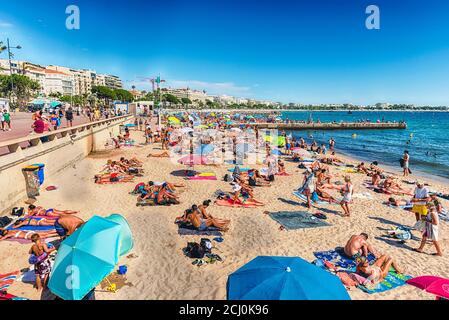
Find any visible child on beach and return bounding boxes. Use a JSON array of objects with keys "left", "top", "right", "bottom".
[{"left": 29, "top": 233, "right": 55, "bottom": 291}]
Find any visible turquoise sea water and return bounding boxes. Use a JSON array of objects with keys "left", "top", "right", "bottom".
[{"left": 279, "top": 111, "right": 449, "bottom": 179}]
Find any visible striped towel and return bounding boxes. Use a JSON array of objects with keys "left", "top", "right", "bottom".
[{"left": 0, "top": 271, "right": 19, "bottom": 291}]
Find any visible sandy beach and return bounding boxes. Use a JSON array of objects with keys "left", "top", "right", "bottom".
[{"left": 1, "top": 128, "right": 449, "bottom": 301}]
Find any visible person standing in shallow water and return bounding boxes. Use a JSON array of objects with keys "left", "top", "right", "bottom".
[{"left": 402, "top": 150, "right": 410, "bottom": 177}]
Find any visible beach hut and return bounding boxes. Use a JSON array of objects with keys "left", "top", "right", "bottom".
[
  {"left": 227, "top": 256, "right": 350, "bottom": 300},
  {"left": 48, "top": 215, "right": 133, "bottom": 300}
]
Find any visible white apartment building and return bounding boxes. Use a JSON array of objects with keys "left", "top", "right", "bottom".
[
  {"left": 105, "top": 75, "right": 123, "bottom": 89},
  {"left": 44, "top": 68, "right": 74, "bottom": 96}
]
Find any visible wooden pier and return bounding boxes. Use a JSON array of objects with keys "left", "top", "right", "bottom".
[{"left": 234, "top": 122, "right": 407, "bottom": 130}]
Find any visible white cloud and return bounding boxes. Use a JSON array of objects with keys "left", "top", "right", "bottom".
[{"left": 0, "top": 21, "right": 13, "bottom": 28}]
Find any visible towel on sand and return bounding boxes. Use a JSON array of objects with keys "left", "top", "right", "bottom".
[
  {"left": 269, "top": 211, "right": 331, "bottom": 230},
  {"left": 176, "top": 222, "right": 222, "bottom": 236},
  {"left": 314, "top": 248, "right": 411, "bottom": 294}
]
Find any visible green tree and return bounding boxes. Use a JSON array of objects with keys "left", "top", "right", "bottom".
[
  {"left": 0, "top": 74, "right": 41, "bottom": 107},
  {"left": 92, "top": 85, "right": 116, "bottom": 107},
  {"left": 114, "top": 88, "right": 134, "bottom": 102},
  {"left": 181, "top": 97, "right": 192, "bottom": 108},
  {"left": 163, "top": 93, "right": 180, "bottom": 107}
]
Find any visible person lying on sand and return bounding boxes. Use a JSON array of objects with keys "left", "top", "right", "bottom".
[
  {"left": 230, "top": 182, "right": 263, "bottom": 205},
  {"left": 196, "top": 201, "right": 231, "bottom": 231},
  {"left": 147, "top": 151, "right": 171, "bottom": 158},
  {"left": 344, "top": 233, "right": 379, "bottom": 259},
  {"left": 371, "top": 171, "right": 382, "bottom": 187},
  {"left": 356, "top": 255, "right": 403, "bottom": 286},
  {"left": 27, "top": 205, "right": 79, "bottom": 217},
  {"left": 368, "top": 162, "right": 383, "bottom": 176},
  {"left": 387, "top": 197, "right": 411, "bottom": 207},
  {"left": 357, "top": 162, "right": 369, "bottom": 174},
  {"left": 54, "top": 215, "right": 85, "bottom": 238},
  {"left": 94, "top": 172, "right": 134, "bottom": 184},
  {"left": 11, "top": 217, "right": 57, "bottom": 229},
  {"left": 100, "top": 160, "right": 127, "bottom": 174},
  {"left": 0, "top": 229, "right": 59, "bottom": 241},
  {"left": 247, "top": 170, "right": 271, "bottom": 187},
  {"left": 181, "top": 207, "right": 229, "bottom": 232},
  {"left": 380, "top": 177, "right": 413, "bottom": 196},
  {"left": 119, "top": 157, "right": 143, "bottom": 168}
]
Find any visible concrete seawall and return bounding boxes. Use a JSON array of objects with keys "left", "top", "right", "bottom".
[
  {"left": 233, "top": 122, "right": 407, "bottom": 130},
  {"left": 0, "top": 115, "right": 134, "bottom": 211}
]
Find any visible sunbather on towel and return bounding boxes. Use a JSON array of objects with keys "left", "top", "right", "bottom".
[
  {"left": 54, "top": 215, "right": 85, "bottom": 238},
  {"left": 147, "top": 151, "right": 171, "bottom": 158},
  {"left": 0, "top": 229, "right": 59, "bottom": 241},
  {"left": 371, "top": 171, "right": 382, "bottom": 187},
  {"left": 356, "top": 255, "right": 403, "bottom": 287},
  {"left": 27, "top": 205, "right": 79, "bottom": 217},
  {"left": 357, "top": 162, "right": 369, "bottom": 174},
  {"left": 94, "top": 172, "right": 134, "bottom": 184},
  {"left": 381, "top": 177, "right": 413, "bottom": 196},
  {"left": 387, "top": 197, "right": 411, "bottom": 207},
  {"left": 344, "top": 233, "right": 379, "bottom": 259},
  {"left": 187, "top": 205, "right": 229, "bottom": 232},
  {"left": 197, "top": 200, "right": 231, "bottom": 231},
  {"left": 11, "top": 217, "right": 56, "bottom": 228}
]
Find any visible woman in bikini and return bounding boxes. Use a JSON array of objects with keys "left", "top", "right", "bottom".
[
  {"left": 356, "top": 255, "right": 403, "bottom": 287},
  {"left": 27, "top": 205, "right": 79, "bottom": 217},
  {"left": 0, "top": 229, "right": 59, "bottom": 241},
  {"left": 197, "top": 200, "right": 231, "bottom": 231}
]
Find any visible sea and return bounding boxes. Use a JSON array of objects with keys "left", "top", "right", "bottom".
[{"left": 279, "top": 111, "right": 449, "bottom": 180}]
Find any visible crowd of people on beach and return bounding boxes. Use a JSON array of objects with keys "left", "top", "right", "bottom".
[{"left": 1, "top": 110, "right": 447, "bottom": 300}]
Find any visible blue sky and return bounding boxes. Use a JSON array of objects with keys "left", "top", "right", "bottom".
[{"left": 1, "top": 0, "right": 449, "bottom": 105}]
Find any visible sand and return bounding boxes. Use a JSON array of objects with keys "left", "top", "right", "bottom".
[{"left": 1, "top": 129, "right": 449, "bottom": 300}]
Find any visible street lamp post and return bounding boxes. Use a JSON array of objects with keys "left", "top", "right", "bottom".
[{"left": 6, "top": 38, "right": 22, "bottom": 106}]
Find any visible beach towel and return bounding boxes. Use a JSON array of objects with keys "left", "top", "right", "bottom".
[
  {"left": 385, "top": 203, "right": 413, "bottom": 210},
  {"left": 293, "top": 191, "right": 338, "bottom": 206},
  {"left": 313, "top": 249, "right": 411, "bottom": 293},
  {"left": 177, "top": 223, "right": 223, "bottom": 236},
  {"left": 0, "top": 271, "right": 19, "bottom": 291},
  {"left": 188, "top": 176, "right": 217, "bottom": 180},
  {"left": 269, "top": 211, "right": 331, "bottom": 230},
  {"left": 214, "top": 198, "right": 263, "bottom": 208},
  {"left": 352, "top": 192, "right": 374, "bottom": 200},
  {"left": 227, "top": 167, "right": 251, "bottom": 173},
  {"left": 188, "top": 173, "right": 217, "bottom": 180},
  {"left": 357, "top": 270, "right": 412, "bottom": 294},
  {"left": 313, "top": 248, "right": 376, "bottom": 271},
  {"left": 439, "top": 209, "right": 449, "bottom": 222},
  {"left": 6, "top": 223, "right": 55, "bottom": 232}
]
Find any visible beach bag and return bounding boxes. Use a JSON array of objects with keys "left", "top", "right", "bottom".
[
  {"left": 200, "top": 238, "right": 212, "bottom": 253},
  {"left": 11, "top": 207, "right": 24, "bottom": 217},
  {"left": 186, "top": 242, "right": 205, "bottom": 259}
]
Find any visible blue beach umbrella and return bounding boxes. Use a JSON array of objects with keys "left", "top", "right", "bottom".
[
  {"left": 48, "top": 216, "right": 124, "bottom": 300},
  {"left": 227, "top": 256, "right": 351, "bottom": 300},
  {"left": 50, "top": 100, "right": 62, "bottom": 108},
  {"left": 195, "top": 144, "right": 214, "bottom": 155},
  {"left": 105, "top": 214, "right": 133, "bottom": 257}
]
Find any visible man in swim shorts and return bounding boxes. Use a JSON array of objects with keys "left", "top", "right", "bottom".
[
  {"left": 411, "top": 181, "right": 430, "bottom": 222},
  {"left": 344, "top": 233, "right": 379, "bottom": 259},
  {"left": 54, "top": 215, "right": 85, "bottom": 238}
]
